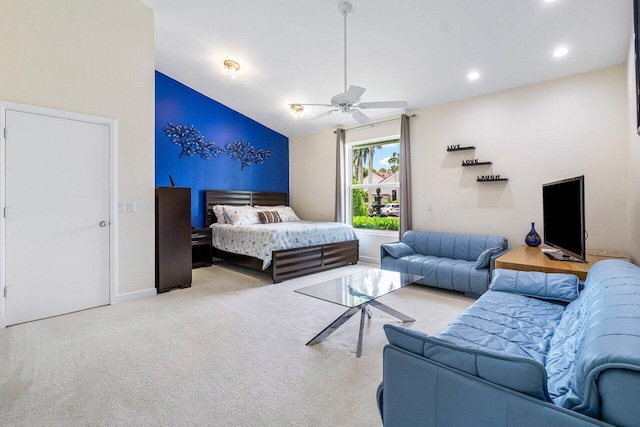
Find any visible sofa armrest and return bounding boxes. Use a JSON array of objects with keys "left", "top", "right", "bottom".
[
  {"left": 379, "top": 345, "right": 613, "bottom": 427},
  {"left": 380, "top": 242, "right": 399, "bottom": 260}
]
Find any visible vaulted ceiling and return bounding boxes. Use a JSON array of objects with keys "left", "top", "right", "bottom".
[{"left": 140, "top": 0, "right": 631, "bottom": 138}]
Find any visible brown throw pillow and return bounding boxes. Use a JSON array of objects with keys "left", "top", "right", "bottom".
[{"left": 258, "top": 211, "right": 281, "bottom": 224}]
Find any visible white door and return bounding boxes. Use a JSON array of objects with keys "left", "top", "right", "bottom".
[{"left": 4, "top": 109, "right": 110, "bottom": 325}]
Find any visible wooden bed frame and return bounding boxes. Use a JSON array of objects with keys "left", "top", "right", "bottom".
[{"left": 205, "top": 190, "right": 359, "bottom": 283}]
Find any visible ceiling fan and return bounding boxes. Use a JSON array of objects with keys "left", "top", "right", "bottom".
[{"left": 289, "top": 2, "right": 408, "bottom": 125}]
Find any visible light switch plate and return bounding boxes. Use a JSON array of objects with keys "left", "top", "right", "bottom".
[
  {"left": 117, "top": 202, "right": 125, "bottom": 213},
  {"left": 127, "top": 202, "right": 136, "bottom": 213}
]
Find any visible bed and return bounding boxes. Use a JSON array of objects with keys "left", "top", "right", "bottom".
[{"left": 205, "top": 190, "right": 359, "bottom": 283}]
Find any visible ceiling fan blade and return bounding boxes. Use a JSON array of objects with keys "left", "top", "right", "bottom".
[
  {"left": 358, "top": 101, "right": 408, "bottom": 109},
  {"left": 344, "top": 86, "right": 366, "bottom": 104},
  {"left": 290, "top": 103, "right": 334, "bottom": 107},
  {"left": 310, "top": 109, "right": 339, "bottom": 120},
  {"left": 350, "top": 109, "right": 371, "bottom": 125}
]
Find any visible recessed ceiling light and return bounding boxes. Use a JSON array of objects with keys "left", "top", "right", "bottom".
[
  {"left": 553, "top": 47, "right": 569, "bottom": 58},
  {"left": 467, "top": 71, "right": 480, "bottom": 81},
  {"left": 543, "top": 0, "right": 556, "bottom": 3}
]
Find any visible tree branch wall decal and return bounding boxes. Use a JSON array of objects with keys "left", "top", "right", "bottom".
[
  {"left": 164, "top": 123, "right": 224, "bottom": 160},
  {"left": 164, "top": 123, "right": 272, "bottom": 169}
]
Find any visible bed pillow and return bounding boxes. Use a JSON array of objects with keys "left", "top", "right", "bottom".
[
  {"left": 212, "top": 204, "right": 227, "bottom": 224},
  {"left": 258, "top": 211, "right": 281, "bottom": 224},
  {"left": 223, "top": 206, "right": 260, "bottom": 225},
  {"left": 473, "top": 246, "right": 504, "bottom": 270}
]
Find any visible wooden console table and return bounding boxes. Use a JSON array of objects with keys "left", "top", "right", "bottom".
[{"left": 495, "top": 245, "right": 631, "bottom": 280}]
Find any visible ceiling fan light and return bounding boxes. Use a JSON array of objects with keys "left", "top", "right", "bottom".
[{"left": 290, "top": 104, "right": 304, "bottom": 118}]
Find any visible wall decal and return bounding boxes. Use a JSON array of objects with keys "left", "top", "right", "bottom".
[
  {"left": 164, "top": 123, "right": 224, "bottom": 159},
  {"left": 165, "top": 123, "right": 272, "bottom": 169},
  {"left": 225, "top": 140, "right": 272, "bottom": 170}
]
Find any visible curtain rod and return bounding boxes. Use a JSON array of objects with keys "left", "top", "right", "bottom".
[{"left": 334, "top": 114, "right": 416, "bottom": 133}]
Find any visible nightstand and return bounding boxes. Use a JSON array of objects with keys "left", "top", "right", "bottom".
[{"left": 191, "top": 227, "right": 212, "bottom": 268}]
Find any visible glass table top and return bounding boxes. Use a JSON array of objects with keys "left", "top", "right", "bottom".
[{"left": 295, "top": 268, "right": 424, "bottom": 308}]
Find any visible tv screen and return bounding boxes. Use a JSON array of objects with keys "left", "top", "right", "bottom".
[
  {"left": 635, "top": 0, "right": 640, "bottom": 134},
  {"left": 542, "top": 176, "right": 586, "bottom": 262}
]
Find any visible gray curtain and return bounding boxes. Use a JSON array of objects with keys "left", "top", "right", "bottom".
[
  {"left": 334, "top": 128, "right": 346, "bottom": 222},
  {"left": 399, "top": 114, "right": 412, "bottom": 237}
]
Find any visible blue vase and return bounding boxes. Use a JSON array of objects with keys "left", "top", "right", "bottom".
[{"left": 525, "top": 222, "right": 542, "bottom": 247}]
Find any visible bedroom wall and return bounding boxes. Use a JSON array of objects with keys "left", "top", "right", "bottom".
[
  {"left": 0, "top": 0, "right": 155, "bottom": 298},
  {"left": 155, "top": 72, "right": 289, "bottom": 227},
  {"left": 290, "top": 64, "right": 630, "bottom": 261}
]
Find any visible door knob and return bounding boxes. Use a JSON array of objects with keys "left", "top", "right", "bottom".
[{"left": 99, "top": 221, "right": 109, "bottom": 227}]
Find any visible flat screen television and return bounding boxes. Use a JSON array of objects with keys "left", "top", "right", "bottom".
[
  {"left": 634, "top": 0, "right": 640, "bottom": 134},
  {"left": 542, "top": 175, "right": 586, "bottom": 262}
]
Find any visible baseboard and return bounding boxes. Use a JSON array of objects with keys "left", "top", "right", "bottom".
[
  {"left": 114, "top": 287, "right": 157, "bottom": 304},
  {"left": 359, "top": 255, "right": 380, "bottom": 265}
]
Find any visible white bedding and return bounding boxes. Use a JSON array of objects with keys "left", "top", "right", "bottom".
[{"left": 210, "top": 221, "right": 358, "bottom": 269}]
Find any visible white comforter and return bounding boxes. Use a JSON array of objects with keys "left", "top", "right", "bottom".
[{"left": 210, "top": 221, "right": 358, "bottom": 269}]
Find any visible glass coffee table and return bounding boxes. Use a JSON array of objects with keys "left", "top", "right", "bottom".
[{"left": 295, "top": 268, "right": 424, "bottom": 358}]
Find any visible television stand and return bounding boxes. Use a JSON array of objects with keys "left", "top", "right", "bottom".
[{"left": 496, "top": 245, "right": 630, "bottom": 281}]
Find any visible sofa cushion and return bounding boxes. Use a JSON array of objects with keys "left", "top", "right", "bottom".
[
  {"left": 382, "top": 242, "right": 415, "bottom": 258},
  {"left": 436, "top": 290, "right": 566, "bottom": 366},
  {"left": 384, "top": 324, "right": 551, "bottom": 401},
  {"left": 489, "top": 269, "right": 580, "bottom": 302},
  {"left": 474, "top": 246, "right": 505, "bottom": 269}
]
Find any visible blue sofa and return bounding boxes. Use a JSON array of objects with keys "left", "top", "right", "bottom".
[
  {"left": 377, "top": 260, "right": 640, "bottom": 427},
  {"left": 381, "top": 230, "right": 508, "bottom": 297}
]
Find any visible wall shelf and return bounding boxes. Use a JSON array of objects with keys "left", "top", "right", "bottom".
[
  {"left": 447, "top": 145, "right": 475, "bottom": 152},
  {"left": 477, "top": 177, "right": 508, "bottom": 182},
  {"left": 462, "top": 161, "right": 492, "bottom": 167}
]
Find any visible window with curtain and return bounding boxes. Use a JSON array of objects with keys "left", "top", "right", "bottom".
[{"left": 347, "top": 137, "right": 400, "bottom": 232}]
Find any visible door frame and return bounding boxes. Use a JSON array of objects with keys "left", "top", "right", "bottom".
[{"left": 0, "top": 100, "right": 118, "bottom": 329}]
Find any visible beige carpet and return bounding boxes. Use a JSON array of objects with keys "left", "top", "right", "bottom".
[{"left": 0, "top": 262, "right": 473, "bottom": 426}]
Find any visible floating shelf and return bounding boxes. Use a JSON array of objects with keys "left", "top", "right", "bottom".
[
  {"left": 477, "top": 178, "right": 508, "bottom": 182},
  {"left": 462, "top": 161, "right": 492, "bottom": 167},
  {"left": 446, "top": 145, "right": 475, "bottom": 152}
]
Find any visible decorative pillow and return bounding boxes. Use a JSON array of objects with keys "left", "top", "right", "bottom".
[
  {"left": 212, "top": 204, "right": 227, "bottom": 224},
  {"left": 255, "top": 205, "right": 300, "bottom": 222},
  {"left": 223, "top": 206, "right": 260, "bottom": 225},
  {"left": 473, "top": 246, "right": 504, "bottom": 270},
  {"left": 382, "top": 242, "right": 415, "bottom": 258},
  {"left": 489, "top": 269, "right": 580, "bottom": 302},
  {"left": 258, "top": 211, "right": 281, "bottom": 224}
]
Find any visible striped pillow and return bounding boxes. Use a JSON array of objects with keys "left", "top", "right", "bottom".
[{"left": 258, "top": 211, "right": 281, "bottom": 224}]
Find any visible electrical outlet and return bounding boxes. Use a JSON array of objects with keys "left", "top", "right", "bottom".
[
  {"left": 427, "top": 204, "right": 433, "bottom": 212},
  {"left": 127, "top": 202, "right": 136, "bottom": 213},
  {"left": 117, "top": 202, "right": 125, "bottom": 213}
]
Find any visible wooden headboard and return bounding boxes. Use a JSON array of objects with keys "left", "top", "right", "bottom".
[{"left": 205, "top": 190, "right": 288, "bottom": 227}]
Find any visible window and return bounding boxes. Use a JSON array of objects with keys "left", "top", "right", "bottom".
[{"left": 347, "top": 137, "right": 400, "bottom": 232}]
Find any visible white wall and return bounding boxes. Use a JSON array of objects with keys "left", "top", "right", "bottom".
[
  {"left": 0, "top": 0, "right": 156, "bottom": 297},
  {"left": 627, "top": 35, "right": 640, "bottom": 263},
  {"left": 290, "top": 65, "right": 630, "bottom": 260}
]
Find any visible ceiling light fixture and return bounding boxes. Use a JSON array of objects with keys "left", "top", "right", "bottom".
[
  {"left": 222, "top": 59, "right": 240, "bottom": 79},
  {"left": 290, "top": 104, "right": 304, "bottom": 118},
  {"left": 553, "top": 46, "right": 569, "bottom": 58},
  {"left": 467, "top": 71, "right": 480, "bottom": 81}
]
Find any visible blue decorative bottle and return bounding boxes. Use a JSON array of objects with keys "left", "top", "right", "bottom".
[{"left": 525, "top": 222, "right": 542, "bottom": 247}]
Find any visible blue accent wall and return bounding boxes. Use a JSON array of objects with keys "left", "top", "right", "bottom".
[{"left": 155, "top": 71, "right": 289, "bottom": 227}]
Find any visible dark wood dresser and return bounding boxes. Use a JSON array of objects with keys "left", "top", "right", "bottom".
[{"left": 155, "top": 187, "right": 192, "bottom": 293}]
